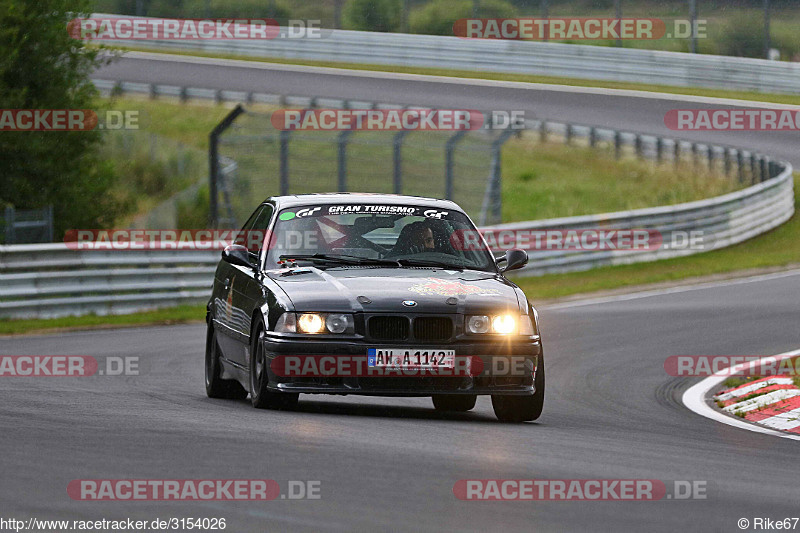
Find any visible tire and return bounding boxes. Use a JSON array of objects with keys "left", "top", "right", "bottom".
[
  {"left": 432, "top": 394, "right": 477, "bottom": 412},
  {"left": 491, "top": 355, "right": 545, "bottom": 422},
  {"left": 249, "top": 324, "right": 299, "bottom": 410},
  {"left": 205, "top": 320, "right": 248, "bottom": 400}
]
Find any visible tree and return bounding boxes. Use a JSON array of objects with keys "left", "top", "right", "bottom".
[
  {"left": 0, "top": 0, "right": 121, "bottom": 238},
  {"left": 343, "top": 0, "right": 402, "bottom": 32}
]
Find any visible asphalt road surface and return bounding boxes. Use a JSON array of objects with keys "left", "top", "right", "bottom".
[
  {"left": 94, "top": 52, "right": 800, "bottom": 167},
  {"left": 3, "top": 272, "right": 799, "bottom": 531}
]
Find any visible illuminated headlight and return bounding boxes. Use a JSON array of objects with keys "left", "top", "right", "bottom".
[
  {"left": 466, "top": 314, "right": 524, "bottom": 335},
  {"left": 275, "top": 312, "right": 354, "bottom": 334},
  {"left": 492, "top": 315, "right": 516, "bottom": 335},
  {"left": 298, "top": 313, "right": 325, "bottom": 334}
]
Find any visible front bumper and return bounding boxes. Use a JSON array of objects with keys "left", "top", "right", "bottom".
[{"left": 261, "top": 335, "right": 541, "bottom": 396}]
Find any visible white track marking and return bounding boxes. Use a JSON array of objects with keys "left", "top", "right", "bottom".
[
  {"left": 118, "top": 51, "right": 800, "bottom": 110},
  {"left": 682, "top": 349, "right": 800, "bottom": 440},
  {"left": 761, "top": 408, "right": 800, "bottom": 430},
  {"left": 542, "top": 269, "right": 800, "bottom": 310}
]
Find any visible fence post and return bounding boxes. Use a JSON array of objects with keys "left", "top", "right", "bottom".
[
  {"left": 655, "top": 137, "right": 663, "bottom": 163},
  {"left": 480, "top": 127, "right": 516, "bottom": 226},
  {"left": 539, "top": 120, "right": 547, "bottom": 143},
  {"left": 208, "top": 104, "right": 245, "bottom": 228},
  {"left": 565, "top": 124, "right": 573, "bottom": 145},
  {"left": 393, "top": 130, "right": 409, "bottom": 195},
  {"left": 337, "top": 130, "right": 353, "bottom": 192},
  {"left": 589, "top": 127, "right": 597, "bottom": 148},
  {"left": 45, "top": 205, "right": 54, "bottom": 242},
  {"left": 737, "top": 150, "right": 745, "bottom": 183},
  {"left": 707, "top": 145, "right": 714, "bottom": 170},
  {"left": 724, "top": 148, "right": 731, "bottom": 176},
  {"left": 445, "top": 129, "right": 469, "bottom": 200},
  {"left": 614, "top": 131, "right": 622, "bottom": 159},
  {"left": 279, "top": 130, "right": 291, "bottom": 195},
  {"left": 673, "top": 139, "right": 680, "bottom": 167},
  {"left": 761, "top": 157, "right": 769, "bottom": 182},
  {"left": 750, "top": 153, "right": 758, "bottom": 184},
  {"left": 4, "top": 206, "right": 14, "bottom": 245},
  {"left": 634, "top": 134, "right": 643, "bottom": 158}
]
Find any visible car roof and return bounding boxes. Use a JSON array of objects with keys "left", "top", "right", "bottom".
[{"left": 266, "top": 193, "right": 462, "bottom": 211}]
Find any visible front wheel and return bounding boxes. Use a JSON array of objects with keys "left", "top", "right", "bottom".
[
  {"left": 491, "top": 356, "right": 545, "bottom": 422},
  {"left": 249, "top": 325, "right": 299, "bottom": 410},
  {"left": 205, "top": 320, "right": 248, "bottom": 400},
  {"left": 432, "top": 394, "right": 477, "bottom": 412}
]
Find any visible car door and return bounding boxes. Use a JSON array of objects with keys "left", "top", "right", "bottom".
[
  {"left": 228, "top": 204, "right": 275, "bottom": 367},
  {"left": 215, "top": 204, "right": 271, "bottom": 366}
]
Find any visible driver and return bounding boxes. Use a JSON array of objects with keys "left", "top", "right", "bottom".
[{"left": 408, "top": 221, "right": 436, "bottom": 254}]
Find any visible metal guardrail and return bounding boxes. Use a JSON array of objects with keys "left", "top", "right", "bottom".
[
  {"left": 92, "top": 14, "right": 800, "bottom": 95},
  {"left": 0, "top": 156, "right": 792, "bottom": 318}
]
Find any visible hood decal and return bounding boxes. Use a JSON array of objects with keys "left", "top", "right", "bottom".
[{"left": 408, "top": 277, "right": 501, "bottom": 297}]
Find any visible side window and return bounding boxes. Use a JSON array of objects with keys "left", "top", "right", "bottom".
[{"left": 234, "top": 204, "right": 274, "bottom": 263}]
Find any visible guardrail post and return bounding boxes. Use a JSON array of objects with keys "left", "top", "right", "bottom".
[
  {"left": 179, "top": 86, "right": 188, "bottom": 102},
  {"left": 673, "top": 140, "right": 680, "bottom": 167},
  {"left": 769, "top": 160, "right": 777, "bottom": 179},
  {"left": 761, "top": 157, "right": 769, "bottom": 182},
  {"left": 337, "top": 130, "right": 353, "bottom": 192},
  {"left": 208, "top": 104, "right": 246, "bottom": 228},
  {"left": 589, "top": 127, "right": 597, "bottom": 148},
  {"left": 707, "top": 146, "right": 714, "bottom": 170},
  {"left": 750, "top": 153, "right": 758, "bottom": 184},
  {"left": 393, "top": 129, "right": 409, "bottom": 195},
  {"left": 149, "top": 83, "right": 157, "bottom": 100},
  {"left": 445, "top": 128, "right": 469, "bottom": 200},
  {"left": 655, "top": 137, "right": 663, "bottom": 163},
  {"left": 279, "top": 130, "right": 291, "bottom": 195},
  {"left": 539, "top": 120, "right": 548, "bottom": 143},
  {"left": 565, "top": 124, "right": 573, "bottom": 145},
  {"left": 614, "top": 131, "right": 622, "bottom": 159},
  {"left": 691, "top": 143, "right": 699, "bottom": 167},
  {"left": 634, "top": 134, "right": 643, "bottom": 159}
]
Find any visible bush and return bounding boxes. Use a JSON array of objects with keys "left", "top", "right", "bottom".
[
  {"left": 410, "top": 0, "right": 517, "bottom": 36},
  {"left": 716, "top": 14, "right": 765, "bottom": 58},
  {"left": 343, "top": 0, "right": 402, "bottom": 32}
]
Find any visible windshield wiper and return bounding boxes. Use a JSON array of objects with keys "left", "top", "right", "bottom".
[
  {"left": 396, "top": 258, "right": 465, "bottom": 271},
  {"left": 278, "top": 254, "right": 401, "bottom": 267}
]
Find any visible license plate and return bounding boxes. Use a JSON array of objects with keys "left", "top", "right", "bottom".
[{"left": 367, "top": 348, "right": 456, "bottom": 368}]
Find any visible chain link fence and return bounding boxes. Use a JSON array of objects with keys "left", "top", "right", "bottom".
[{"left": 214, "top": 106, "right": 508, "bottom": 227}]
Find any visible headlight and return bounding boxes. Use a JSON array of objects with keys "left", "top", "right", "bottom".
[
  {"left": 466, "top": 314, "right": 531, "bottom": 335},
  {"left": 466, "top": 315, "right": 491, "bottom": 334},
  {"left": 298, "top": 313, "right": 325, "bottom": 334},
  {"left": 325, "top": 314, "right": 352, "bottom": 334},
  {"left": 275, "top": 312, "right": 354, "bottom": 334},
  {"left": 492, "top": 315, "right": 516, "bottom": 335}
]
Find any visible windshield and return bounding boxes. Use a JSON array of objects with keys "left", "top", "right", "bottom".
[{"left": 266, "top": 203, "right": 496, "bottom": 272}]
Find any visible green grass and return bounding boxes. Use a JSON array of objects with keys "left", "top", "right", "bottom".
[
  {"left": 112, "top": 46, "right": 800, "bottom": 107},
  {"left": 511, "top": 175, "right": 800, "bottom": 301},
  {"left": 0, "top": 304, "right": 207, "bottom": 336}
]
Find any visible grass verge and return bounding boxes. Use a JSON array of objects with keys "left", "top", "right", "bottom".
[
  {"left": 0, "top": 304, "right": 206, "bottom": 336},
  {"left": 512, "top": 175, "right": 799, "bottom": 301}
]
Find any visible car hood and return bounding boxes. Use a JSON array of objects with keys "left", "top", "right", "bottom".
[{"left": 266, "top": 267, "right": 524, "bottom": 314}]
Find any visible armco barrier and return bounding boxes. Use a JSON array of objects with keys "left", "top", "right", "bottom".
[
  {"left": 90, "top": 14, "right": 800, "bottom": 95},
  {"left": 0, "top": 160, "right": 792, "bottom": 319}
]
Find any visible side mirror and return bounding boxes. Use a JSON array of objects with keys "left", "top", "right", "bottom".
[
  {"left": 222, "top": 244, "right": 253, "bottom": 269},
  {"left": 499, "top": 248, "right": 528, "bottom": 273}
]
